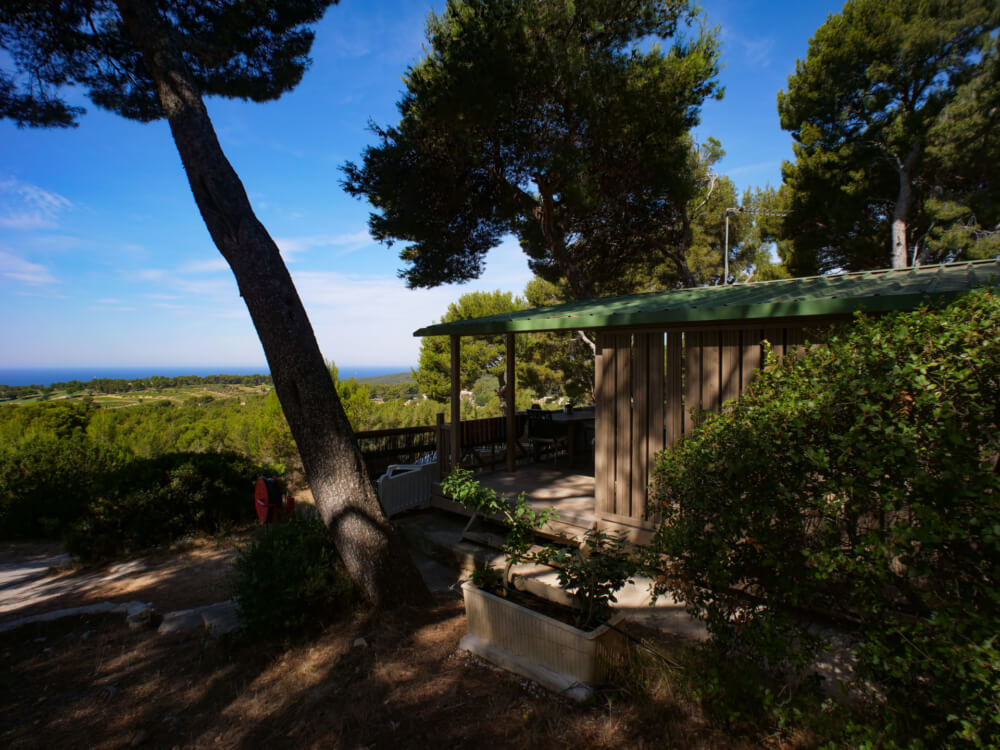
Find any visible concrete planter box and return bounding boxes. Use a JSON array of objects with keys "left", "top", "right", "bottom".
[{"left": 459, "top": 581, "right": 627, "bottom": 701}]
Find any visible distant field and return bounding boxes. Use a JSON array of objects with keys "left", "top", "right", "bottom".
[
  {"left": 356, "top": 371, "right": 413, "bottom": 385},
  {"left": 2, "top": 383, "right": 269, "bottom": 407},
  {"left": 1, "top": 371, "right": 411, "bottom": 408}
]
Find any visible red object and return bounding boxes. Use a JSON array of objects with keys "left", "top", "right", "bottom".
[{"left": 254, "top": 476, "right": 282, "bottom": 524}]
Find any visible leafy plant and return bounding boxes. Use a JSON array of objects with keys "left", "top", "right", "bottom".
[
  {"left": 442, "top": 467, "right": 556, "bottom": 589},
  {"left": 443, "top": 468, "right": 637, "bottom": 629},
  {"left": 536, "top": 529, "right": 636, "bottom": 629},
  {"left": 646, "top": 288, "right": 1000, "bottom": 746},
  {"left": 232, "top": 514, "right": 352, "bottom": 640}
]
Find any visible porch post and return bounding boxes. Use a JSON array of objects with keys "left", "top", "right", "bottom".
[
  {"left": 450, "top": 334, "right": 461, "bottom": 472},
  {"left": 505, "top": 332, "right": 517, "bottom": 472}
]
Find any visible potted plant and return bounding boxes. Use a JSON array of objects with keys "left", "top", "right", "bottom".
[{"left": 441, "top": 469, "right": 636, "bottom": 700}]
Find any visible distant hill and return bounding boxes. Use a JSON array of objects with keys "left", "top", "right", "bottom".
[{"left": 356, "top": 371, "right": 413, "bottom": 385}]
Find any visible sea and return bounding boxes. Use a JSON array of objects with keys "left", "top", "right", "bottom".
[{"left": 0, "top": 365, "right": 413, "bottom": 387}]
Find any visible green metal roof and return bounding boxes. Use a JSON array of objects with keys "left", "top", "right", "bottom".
[{"left": 413, "top": 259, "right": 1000, "bottom": 337}]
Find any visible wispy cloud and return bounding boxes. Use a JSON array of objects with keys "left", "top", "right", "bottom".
[
  {"left": 275, "top": 230, "right": 374, "bottom": 261},
  {"left": 0, "top": 248, "right": 58, "bottom": 284},
  {"left": 0, "top": 177, "right": 73, "bottom": 230},
  {"left": 132, "top": 268, "right": 166, "bottom": 281},
  {"left": 179, "top": 258, "right": 230, "bottom": 273},
  {"left": 726, "top": 161, "right": 781, "bottom": 178},
  {"left": 721, "top": 29, "right": 775, "bottom": 68}
]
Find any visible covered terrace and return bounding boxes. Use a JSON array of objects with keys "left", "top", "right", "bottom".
[{"left": 410, "top": 259, "right": 1000, "bottom": 541}]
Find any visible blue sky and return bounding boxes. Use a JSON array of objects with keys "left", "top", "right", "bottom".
[{"left": 0, "top": 0, "right": 842, "bottom": 371}]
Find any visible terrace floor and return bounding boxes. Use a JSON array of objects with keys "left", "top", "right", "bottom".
[{"left": 433, "top": 462, "right": 596, "bottom": 542}]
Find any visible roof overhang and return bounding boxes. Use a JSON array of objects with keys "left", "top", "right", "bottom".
[{"left": 413, "top": 260, "right": 1000, "bottom": 337}]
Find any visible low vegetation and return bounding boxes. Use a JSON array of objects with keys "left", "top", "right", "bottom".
[
  {"left": 233, "top": 514, "right": 353, "bottom": 640},
  {"left": 648, "top": 288, "right": 1000, "bottom": 747}
]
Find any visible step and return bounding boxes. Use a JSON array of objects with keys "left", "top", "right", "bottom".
[{"left": 393, "top": 508, "right": 707, "bottom": 640}]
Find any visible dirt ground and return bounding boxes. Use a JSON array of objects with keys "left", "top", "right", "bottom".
[
  {"left": 0, "top": 538, "right": 794, "bottom": 750},
  {"left": 0, "top": 534, "right": 250, "bottom": 626}
]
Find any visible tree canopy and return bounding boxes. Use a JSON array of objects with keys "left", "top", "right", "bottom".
[
  {"left": 414, "top": 291, "right": 530, "bottom": 402},
  {"left": 342, "top": 0, "right": 722, "bottom": 299},
  {"left": 0, "top": 0, "right": 331, "bottom": 126},
  {"left": 777, "top": 0, "right": 999, "bottom": 274}
]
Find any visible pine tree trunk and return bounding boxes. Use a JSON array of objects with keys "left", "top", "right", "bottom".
[
  {"left": 891, "top": 147, "right": 919, "bottom": 269},
  {"left": 115, "top": 0, "right": 429, "bottom": 608},
  {"left": 892, "top": 190, "right": 911, "bottom": 268}
]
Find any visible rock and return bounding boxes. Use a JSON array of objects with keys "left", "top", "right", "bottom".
[
  {"left": 157, "top": 608, "right": 205, "bottom": 635},
  {"left": 353, "top": 637, "right": 368, "bottom": 648},
  {"left": 158, "top": 601, "right": 240, "bottom": 636},
  {"left": 200, "top": 601, "right": 239, "bottom": 636},
  {"left": 125, "top": 602, "right": 155, "bottom": 630}
]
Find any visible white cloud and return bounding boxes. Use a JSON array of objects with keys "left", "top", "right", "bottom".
[
  {"left": 96, "top": 297, "right": 122, "bottom": 304},
  {"left": 179, "top": 258, "right": 230, "bottom": 273},
  {"left": 287, "top": 239, "right": 533, "bottom": 366},
  {"left": 133, "top": 268, "right": 166, "bottom": 281},
  {"left": 275, "top": 229, "right": 374, "bottom": 261},
  {"left": 721, "top": 29, "right": 775, "bottom": 68},
  {"left": 0, "top": 249, "right": 58, "bottom": 284},
  {"left": 0, "top": 177, "right": 73, "bottom": 230}
]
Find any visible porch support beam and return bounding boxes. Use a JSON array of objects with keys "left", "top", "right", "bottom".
[
  {"left": 505, "top": 332, "right": 517, "bottom": 472},
  {"left": 450, "top": 335, "right": 461, "bottom": 473}
]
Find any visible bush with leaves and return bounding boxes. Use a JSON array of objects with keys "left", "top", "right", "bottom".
[
  {"left": 64, "top": 451, "right": 273, "bottom": 560},
  {"left": 232, "top": 514, "right": 352, "bottom": 640},
  {"left": 647, "top": 288, "right": 1000, "bottom": 746},
  {"left": 0, "top": 432, "right": 124, "bottom": 538}
]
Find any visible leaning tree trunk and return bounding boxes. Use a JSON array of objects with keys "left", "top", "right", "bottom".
[{"left": 115, "top": 0, "right": 429, "bottom": 608}]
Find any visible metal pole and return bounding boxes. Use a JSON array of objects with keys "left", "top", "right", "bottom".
[{"left": 724, "top": 212, "right": 730, "bottom": 285}]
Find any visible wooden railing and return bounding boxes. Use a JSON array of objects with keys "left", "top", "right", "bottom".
[
  {"left": 354, "top": 424, "right": 436, "bottom": 482},
  {"left": 355, "top": 413, "right": 526, "bottom": 483}
]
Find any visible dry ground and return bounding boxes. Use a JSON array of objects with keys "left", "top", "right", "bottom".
[
  {"left": 0, "top": 538, "right": 806, "bottom": 750},
  {"left": 0, "top": 534, "right": 249, "bottom": 626}
]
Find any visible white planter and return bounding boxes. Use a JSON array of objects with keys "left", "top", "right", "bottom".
[{"left": 459, "top": 581, "right": 627, "bottom": 701}]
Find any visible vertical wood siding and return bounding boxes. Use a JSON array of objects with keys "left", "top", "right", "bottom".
[{"left": 595, "top": 323, "right": 816, "bottom": 522}]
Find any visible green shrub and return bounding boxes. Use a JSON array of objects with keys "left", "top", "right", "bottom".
[
  {"left": 64, "top": 451, "right": 271, "bottom": 560},
  {"left": 232, "top": 515, "right": 352, "bottom": 640},
  {"left": 0, "top": 432, "right": 124, "bottom": 538},
  {"left": 647, "top": 288, "right": 1000, "bottom": 747}
]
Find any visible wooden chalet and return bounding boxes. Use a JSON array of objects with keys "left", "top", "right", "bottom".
[{"left": 411, "top": 259, "right": 1000, "bottom": 541}]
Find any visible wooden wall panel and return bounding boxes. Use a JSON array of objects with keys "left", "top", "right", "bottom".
[
  {"left": 644, "top": 333, "right": 665, "bottom": 523},
  {"left": 740, "top": 328, "right": 762, "bottom": 395},
  {"left": 665, "top": 332, "right": 683, "bottom": 446},
  {"left": 701, "top": 330, "right": 721, "bottom": 414},
  {"left": 684, "top": 331, "right": 701, "bottom": 430},
  {"left": 594, "top": 334, "right": 614, "bottom": 515},
  {"left": 630, "top": 334, "right": 648, "bottom": 520},
  {"left": 614, "top": 333, "right": 632, "bottom": 519},
  {"left": 720, "top": 330, "right": 740, "bottom": 407}
]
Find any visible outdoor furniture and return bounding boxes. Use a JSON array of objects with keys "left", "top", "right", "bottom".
[
  {"left": 526, "top": 409, "right": 567, "bottom": 463},
  {"left": 550, "top": 409, "right": 596, "bottom": 466},
  {"left": 375, "top": 462, "right": 436, "bottom": 517}
]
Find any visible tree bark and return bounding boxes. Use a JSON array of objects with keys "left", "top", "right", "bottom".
[
  {"left": 534, "top": 179, "right": 594, "bottom": 300},
  {"left": 890, "top": 145, "right": 919, "bottom": 268},
  {"left": 114, "top": 0, "right": 429, "bottom": 608}
]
